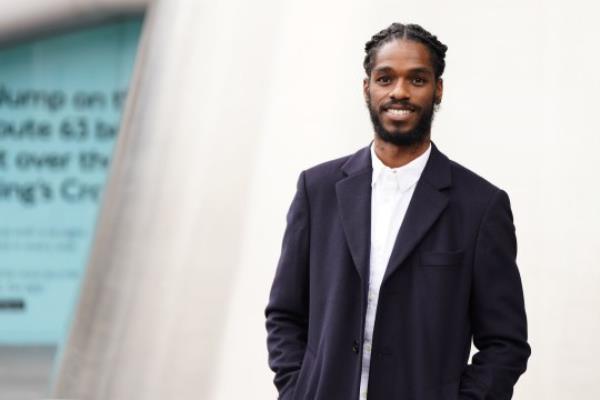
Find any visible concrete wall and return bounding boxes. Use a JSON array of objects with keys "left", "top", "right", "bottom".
[{"left": 0, "top": 0, "right": 147, "bottom": 44}]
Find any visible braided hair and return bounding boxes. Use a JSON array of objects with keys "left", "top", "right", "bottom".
[{"left": 363, "top": 23, "right": 448, "bottom": 80}]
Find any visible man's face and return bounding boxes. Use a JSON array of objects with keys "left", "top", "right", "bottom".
[{"left": 364, "top": 39, "right": 443, "bottom": 146}]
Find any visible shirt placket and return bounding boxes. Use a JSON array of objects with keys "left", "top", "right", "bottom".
[{"left": 361, "top": 173, "right": 399, "bottom": 400}]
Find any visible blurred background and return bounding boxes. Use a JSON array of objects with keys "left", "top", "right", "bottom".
[{"left": 0, "top": 0, "right": 599, "bottom": 399}]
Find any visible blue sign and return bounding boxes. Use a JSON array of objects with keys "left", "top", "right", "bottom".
[{"left": 0, "top": 18, "right": 143, "bottom": 344}]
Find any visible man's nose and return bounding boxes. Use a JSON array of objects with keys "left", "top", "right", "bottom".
[{"left": 389, "top": 80, "right": 410, "bottom": 100}]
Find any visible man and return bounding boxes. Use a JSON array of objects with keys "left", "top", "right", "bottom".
[{"left": 265, "top": 22, "right": 530, "bottom": 400}]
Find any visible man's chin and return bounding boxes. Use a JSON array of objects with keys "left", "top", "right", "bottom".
[
  {"left": 368, "top": 105, "right": 432, "bottom": 147},
  {"left": 376, "top": 129, "right": 426, "bottom": 147}
]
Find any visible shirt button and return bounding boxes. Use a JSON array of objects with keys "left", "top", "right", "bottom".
[{"left": 352, "top": 340, "right": 360, "bottom": 354}]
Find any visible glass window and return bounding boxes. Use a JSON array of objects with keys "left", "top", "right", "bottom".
[{"left": 0, "top": 17, "right": 143, "bottom": 399}]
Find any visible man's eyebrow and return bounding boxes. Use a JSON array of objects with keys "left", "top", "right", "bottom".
[
  {"left": 408, "top": 67, "right": 434, "bottom": 75},
  {"left": 373, "top": 66, "right": 394, "bottom": 73}
]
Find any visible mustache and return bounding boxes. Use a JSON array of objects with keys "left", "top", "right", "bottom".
[{"left": 380, "top": 100, "right": 419, "bottom": 112}]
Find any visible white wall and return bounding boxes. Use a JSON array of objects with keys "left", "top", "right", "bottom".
[{"left": 213, "top": 1, "right": 600, "bottom": 399}]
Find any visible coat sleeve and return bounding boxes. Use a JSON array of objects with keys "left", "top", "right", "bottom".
[
  {"left": 459, "top": 189, "right": 531, "bottom": 399},
  {"left": 265, "top": 171, "right": 310, "bottom": 400}
]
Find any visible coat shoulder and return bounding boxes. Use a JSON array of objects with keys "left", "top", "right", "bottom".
[
  {"left": 447, "top": 157, "right": 505, "bottom": 206},
  {"left": 301, "top": 152, "right": 354, "bottom": 191}
]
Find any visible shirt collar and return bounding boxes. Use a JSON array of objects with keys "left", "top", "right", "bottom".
[{"left": 370, "top": 141, "right": 432, "bottom": 192}]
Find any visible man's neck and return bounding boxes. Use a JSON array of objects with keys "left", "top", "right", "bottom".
[{"left": 372, "top": 136, "right": 431, "bottom": 168}]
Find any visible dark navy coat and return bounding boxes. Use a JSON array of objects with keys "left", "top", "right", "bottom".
[{"left": 265, "top": 143, "right": 530, "bottom": 400}]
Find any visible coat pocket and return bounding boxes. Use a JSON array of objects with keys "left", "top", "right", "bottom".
[
  {"left": 420, "top": 250, "right": 464, "bottom": 267},
  {"left": 293, "top": 345, "right": 318, "bottom": 400}
]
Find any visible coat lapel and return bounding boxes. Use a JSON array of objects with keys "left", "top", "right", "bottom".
[
  {"left": 383, "top": 142, "right": 452, "bottom": 282},
  {"left": 335, "top": 142, "right": 453, "bottom": 284},
  {"left": 336, "top": 146, "right": 372, "bottom": 282}
]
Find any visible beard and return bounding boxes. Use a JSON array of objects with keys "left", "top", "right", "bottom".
[{"left": 367, "top": 97, "right": 436, "bottom": 147}]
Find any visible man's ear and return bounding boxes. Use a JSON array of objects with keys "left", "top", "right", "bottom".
[
  {"left": 435, "top": 78, "right": 443, "bottom": 104},
  {"left": 363, "top": 77, "right": 370, "bottom": 102}
]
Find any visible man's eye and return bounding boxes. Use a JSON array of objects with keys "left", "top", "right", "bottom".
[
  {"left": 376, "top": 76, "right": 391, "bottom": 84},
  {"left": 412, "top": 77, "right": 426, "bottom": 85}
]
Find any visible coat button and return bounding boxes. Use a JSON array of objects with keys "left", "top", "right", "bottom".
[{"left": 352, "top": 340, "right": 359, "bottom": 354}]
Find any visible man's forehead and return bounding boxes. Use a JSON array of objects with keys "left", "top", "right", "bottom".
[
  {"left": 372, "top": 39, "right": 434, "bottom": 73},
  {"left": 372, "top": 65, "right": 433, "bottom": 75}
]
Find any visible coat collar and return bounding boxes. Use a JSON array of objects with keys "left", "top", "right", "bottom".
[
  {"left": 336, "top": 141, "right": 452, "bottom": 284},
  {"left": 341, "top": 141, "right": 451, "bottom": 189}
]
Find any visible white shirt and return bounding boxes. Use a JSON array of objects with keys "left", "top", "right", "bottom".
[{"left": 358, "top": 142, "right": 431, "bottom": 400}]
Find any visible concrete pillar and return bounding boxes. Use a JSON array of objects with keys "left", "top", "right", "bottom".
[{"left": 52, "top": 1, "right": 282, "bottom": 398}]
